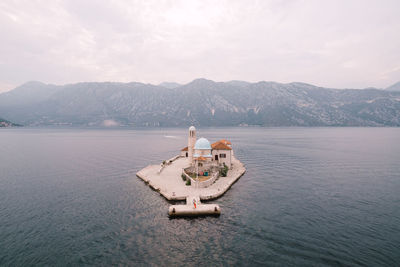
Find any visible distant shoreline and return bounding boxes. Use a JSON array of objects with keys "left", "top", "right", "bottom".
[{"left": 2, "top": 125, "right": 399, "bottom": 130}]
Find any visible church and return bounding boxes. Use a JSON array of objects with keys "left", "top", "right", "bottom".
[
  {"left": 180, "top": 126, "right": 233, "bottom": 170},
  {"left": 137, "top": 125, "right": 245, "bottom": 216}
]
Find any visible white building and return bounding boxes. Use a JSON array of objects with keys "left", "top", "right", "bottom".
[
  {"left": 211, "top": 139, "right": 232, "bottom": 167},
  {"left": 180, "top": 126, "right": 233, "bottom": 169}
]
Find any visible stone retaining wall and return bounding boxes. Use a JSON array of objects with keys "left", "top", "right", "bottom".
[{"left": 182, "top": 168, "right": 219, "bottom": 188}]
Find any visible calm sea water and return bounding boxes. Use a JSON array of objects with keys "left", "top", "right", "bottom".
[{"left": 0, "top": 127, "right": 399, "bottom": 266}]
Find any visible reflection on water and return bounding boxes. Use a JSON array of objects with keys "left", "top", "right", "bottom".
[{"left": 0, "top": 127, "right": 399, "bottom": 266}]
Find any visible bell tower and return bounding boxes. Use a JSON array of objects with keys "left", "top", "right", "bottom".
[{"left": 188, "top": 126, "right": 196, "bottom": 164}]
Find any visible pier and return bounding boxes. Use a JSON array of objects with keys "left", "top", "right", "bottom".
[{"left": 168, "top": 196, "right": 221, "bottom": 216}]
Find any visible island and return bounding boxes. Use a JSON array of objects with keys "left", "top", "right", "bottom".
[{"left": 136, "top": 126, "right": 246, "bottom": 216}]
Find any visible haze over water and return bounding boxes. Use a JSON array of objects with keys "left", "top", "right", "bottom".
[{"left": 0, "top": 127, "right": 399, "bottom": 266}]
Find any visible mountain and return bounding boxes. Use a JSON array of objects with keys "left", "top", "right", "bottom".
[
  {"left": 386, "top": 81, "right": 400, "bottom": 91},
  {"left": 158, "top": 82, "right": 182, "bottom": 89},
  {"left": 0, "top": 79, "right": 399, "bottom": 127},
  {"left": 0, "top": 81, "right": 61, "bottom": 106},
  {"left": 226, "top": 80, "right": 251, "bottom": 87}
]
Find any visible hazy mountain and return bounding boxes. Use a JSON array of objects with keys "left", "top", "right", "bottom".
[
  {"left": 386, "top": 81, "right": 400, "bottom": 91},
  {"left": 0, "top": 81, "right": 60, "bottom": 107},
  {"left": 0, "top": 79, "right": 399, "bottom": 127},
  {"left": 225, "top": 80, "right": 251, "bottom": 87},
  {"left": 158, "top": 82, "right": 182, "bottom": 89}
]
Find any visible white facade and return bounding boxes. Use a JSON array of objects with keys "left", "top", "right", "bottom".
[
  {"left": 182, "top": 126, "right": 234, "bottom": 169},
  {"left": 188, "top": 126, "right": 196, "bottom": 165},
  {"left": 212, "top": 149, "right": 232, "bottom": 167},
  {"left": 180, "top": 149, "right": 188, "bottom": 158}
]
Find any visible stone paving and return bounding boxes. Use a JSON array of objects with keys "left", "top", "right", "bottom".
[{"left": 136, "top": 156, "right": 246, "bottom": 201}]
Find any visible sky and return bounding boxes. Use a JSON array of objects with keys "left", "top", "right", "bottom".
[{"left": 0, "top": 0, "right": 399, "bottom": 92}]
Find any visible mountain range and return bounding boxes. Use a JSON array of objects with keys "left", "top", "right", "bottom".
[
  {"left": 386, "top": 81, "right": 400, "bottom": 92},
  {"left": 0, "top": 79, "right": 399, "bottom": 127}
]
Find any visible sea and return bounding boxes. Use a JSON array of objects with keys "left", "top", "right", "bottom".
[{"left": 0, "top": 127, "right": 399, "bottom": 266}]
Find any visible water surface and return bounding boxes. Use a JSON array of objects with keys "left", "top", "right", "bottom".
[{"left": 0, "top": 127, "right": 399, "bottom": 266}]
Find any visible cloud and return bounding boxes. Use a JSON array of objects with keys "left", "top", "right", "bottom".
[{"left": 0, "top": 0, "right": 399, "bottom": 92}]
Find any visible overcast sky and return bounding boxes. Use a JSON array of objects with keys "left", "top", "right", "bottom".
[{"left": 0, "top": 0, "right": 399, "bottom": 92}]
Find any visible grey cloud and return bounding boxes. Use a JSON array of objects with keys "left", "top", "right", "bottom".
[{"left": 0, "top": 0, "right": 399, "bottom": 92}]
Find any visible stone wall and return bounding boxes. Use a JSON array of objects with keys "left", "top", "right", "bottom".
[{"left": 182, "top": 168, "right": 220, "bottom": 188}]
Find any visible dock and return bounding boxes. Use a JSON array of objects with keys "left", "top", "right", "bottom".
[{"left": 168, "top": 196, "right": 220, "bottom": 216}]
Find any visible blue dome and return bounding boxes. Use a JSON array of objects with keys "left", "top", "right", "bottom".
[{"left": 194, "top": 137, "right": 211, "bottom": 150}]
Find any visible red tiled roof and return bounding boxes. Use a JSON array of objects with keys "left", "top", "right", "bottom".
[
  {"left": 181, "top": 146, "right": 188, "bottom": 151},
  {"left": 211, "top": 140, "right": 232, "bottom": 150},
  {"left": 219, "top": 139, "right": 231, "bottom": 145},
  {"left": 197, "top": 156, "right": 207, "bottom": 161}
]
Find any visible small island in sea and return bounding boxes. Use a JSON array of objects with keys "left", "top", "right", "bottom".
[{"left": 136, "top": 126, "right": 246, "bottom": 216}]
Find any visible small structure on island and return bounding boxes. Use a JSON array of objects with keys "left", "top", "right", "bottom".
[
  {"left": 180, "top": 126, "right": 233, "bottom": 179},
  {"left": 137, "top": 126, "right": 246, "bottom": 217}
]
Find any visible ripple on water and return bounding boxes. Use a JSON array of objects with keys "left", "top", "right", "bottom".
[{"left": 0, "top": 127, "right": 400, "bottom": 266}]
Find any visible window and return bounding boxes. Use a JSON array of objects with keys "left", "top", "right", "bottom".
[
  {"left": 186, "top": 152, "right": 188, "bottom": 157},
  {"left": 220, "top": 153, "right": 226, "bottom": 158}
]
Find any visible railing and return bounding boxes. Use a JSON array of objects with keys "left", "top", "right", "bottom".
[
  {"left": 167, "top": 155, "right": 181, "bottom": 164},
  {"left": 181, "top": 170, "right": 194, "bottom": 184},
  {"left": 198, "top": 171, "right": 219, "bottom": 188},
  {"left": 158, "top": 164, "right": 165, "bottom": 174},
  {"left": 158, "top": 155, "right": 182, "bottom": 174},
  {"left": 182, "top": 168, "right": 220, "bottom": 188}
]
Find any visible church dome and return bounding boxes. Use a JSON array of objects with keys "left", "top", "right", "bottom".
[{"left": 194, "top": 137, "right": 211, "bottom": 150}]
